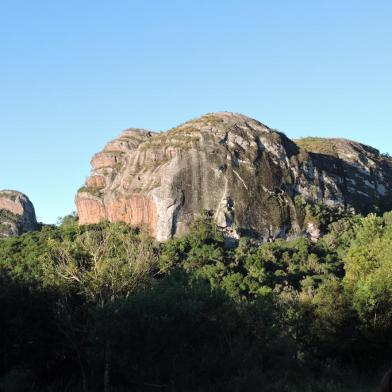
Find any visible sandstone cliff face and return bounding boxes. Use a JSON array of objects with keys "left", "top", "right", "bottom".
[
  {"left": 76, "top": 113, "right": 392, "bottom": 241},
  {"left": 0, "top": 190, "right": 38, "bottom": 237}
]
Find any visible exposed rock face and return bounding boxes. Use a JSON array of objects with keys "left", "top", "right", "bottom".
[
  {"left": 0, "top": 190, "right": 38, "bottom": 237},
  {"left": 76, "top": 113, "right": 392, "bottom": 241}
]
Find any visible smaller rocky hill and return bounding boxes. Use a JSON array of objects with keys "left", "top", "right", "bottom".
[{"left": 0, "top": 190, "right": 38, "bottom": 237}]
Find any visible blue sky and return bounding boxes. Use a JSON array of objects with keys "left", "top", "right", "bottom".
[{"left": 1, "top": 0, "right": 391, "bottom": 223}]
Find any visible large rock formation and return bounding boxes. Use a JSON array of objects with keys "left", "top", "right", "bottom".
[
  {"left": 76, "top": 112, "right": 392, "bottom": 241},
  {"left": 0, "top": 190, "right": 38, "bottom": 237}
]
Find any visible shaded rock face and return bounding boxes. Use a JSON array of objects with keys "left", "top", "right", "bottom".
[
  {"left": 76, "top": 113, "right": 392, "bottom": 241},
  {"left": 0, "top": 190, "right": 38, "bottom": 237}
]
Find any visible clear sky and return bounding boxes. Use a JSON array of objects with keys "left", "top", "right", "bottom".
[{"left": 1, "top": 0, "right": 391, "bottom": 223}]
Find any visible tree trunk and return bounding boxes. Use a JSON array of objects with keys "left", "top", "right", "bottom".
[
  {"left": 104, "top": 337, "right": 111, "bottom": 392},
  {"left": 77, "top": 350, "right": 88, "bottom": 392}
]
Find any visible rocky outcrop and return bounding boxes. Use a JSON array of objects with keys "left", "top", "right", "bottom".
[
  {"left": 76, "top": 112, "right": 392, "bottom": 241},
  {"left": 0, "top": 190, "right": 38, "bottom": 237}
]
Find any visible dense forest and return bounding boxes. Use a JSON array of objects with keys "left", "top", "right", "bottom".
[{"left": 1, "top": 207, "right": 392, "bottom": 391}]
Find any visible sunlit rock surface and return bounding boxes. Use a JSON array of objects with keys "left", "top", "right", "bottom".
[{"left": 76, "top": 112, "right": 392, "bottom": 241}]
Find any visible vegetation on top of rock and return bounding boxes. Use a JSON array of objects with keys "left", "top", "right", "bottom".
[
  {"left": 0, "top": 209, "right": 20, "bottom": 223},
  {"left": 78, "top": 185, "right": 104, "bottom": 197},
  {"left": 295, "top": 137, "right": 341, "bottom": 156}
]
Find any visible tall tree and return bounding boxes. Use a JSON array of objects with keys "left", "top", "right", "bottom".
[{"left": 44, "top": 223, "right": 158, "bottom": 392}]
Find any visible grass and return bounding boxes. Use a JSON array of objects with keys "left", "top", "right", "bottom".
[
  {"left": 198, "top": 114, "right": 225, "bottom": 125},
  {"left": 138, "top": 131, "right": 199, "bottom": 152},
  {"left": 78, "top": 186, "right": 103, "bottom": 197},
  {"left": 296, "top": 137, "right": 339, "bottom": 156}
]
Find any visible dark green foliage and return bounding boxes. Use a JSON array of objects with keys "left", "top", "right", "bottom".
[
  {"left": 0, "top": 209, "right": 22, "bottom": 236},
  {"left": 0, "top": 209, "right": 20, "bottom": 223},
  {"left": 103, "top": 277, "right": 294, "bottom": 391},
  {"left": 294, "top": 196, "right": 351, "bottom": 234},
  {"left": 0, "top": 211, "right": 391, "bottom": 391},
  {"left": 376, "top": 191, "right": 392, "bottom": 213}
]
